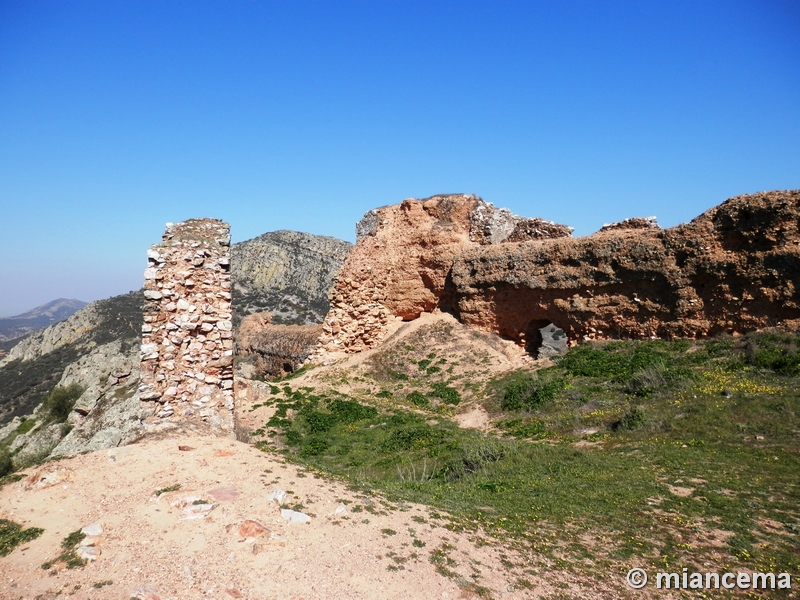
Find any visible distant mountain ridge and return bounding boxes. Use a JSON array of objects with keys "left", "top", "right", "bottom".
[{"left": 0, "top": 298, "right": 88, "bottom": 342}]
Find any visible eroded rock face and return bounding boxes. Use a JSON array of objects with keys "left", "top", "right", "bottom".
[
  {"left": 452, "top": 190, "right": 800, "bottom": 342},
  {"left": 313, "top": 189, "right": 800, "bottom": 358},
  {"left": 312, "top": 194, "right": 573, "bottom": 356}
]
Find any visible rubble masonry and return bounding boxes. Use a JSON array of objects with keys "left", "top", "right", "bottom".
[{"left": 138, "top": 219, "right": 235, "bottom": 431}]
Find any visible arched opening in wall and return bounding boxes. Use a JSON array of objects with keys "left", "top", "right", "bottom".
[{"left": 525, "top": 320, "right": 568, "bottom": 359}]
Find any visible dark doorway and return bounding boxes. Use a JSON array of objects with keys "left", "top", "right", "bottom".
[{"left": 525, "top": 320, "right": 568, "bottom": 359}]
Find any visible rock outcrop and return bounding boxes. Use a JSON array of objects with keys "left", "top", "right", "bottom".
[
  {"left": 312, "top": 194, "right": 572, "bottom": 356},
  {"left": 49, "top": 339, "right": 141, "bottom": 457},
  {"left": 231, "top": 230, "right": 352, "bottom": 326},
  {"left": 138, "top": 219, "right": 235, "bottom": 432},
  {"left": 313, "top": 190, "right": 800, "bottom": 358},
  {"left": 452, "top": 190, "right": 800, "bottom": 343}
]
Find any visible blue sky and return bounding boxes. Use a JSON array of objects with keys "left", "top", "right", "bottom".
[{"left": 1, "top": 0, "right": 798, "bottom": 316}]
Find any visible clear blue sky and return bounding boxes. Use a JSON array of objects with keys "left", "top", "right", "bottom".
[{"left": 1, "top": 1, "right": 798, "bottom": 316}]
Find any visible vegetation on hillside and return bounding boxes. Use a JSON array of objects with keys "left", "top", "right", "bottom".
[
  {"left": 0, "top": 291, "right": 142, "bottom": 423},
  {"left": 251, "top": 331, "right": 800, "bottom": 595}
]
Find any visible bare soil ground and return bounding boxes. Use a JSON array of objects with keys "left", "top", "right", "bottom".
[{"left": 0, "top": 434, "right": 613, "bottom": 600}]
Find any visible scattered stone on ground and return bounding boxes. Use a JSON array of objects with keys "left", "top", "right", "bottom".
[{"left": 0, "top": 435, "right": 619, "bottom": 599}]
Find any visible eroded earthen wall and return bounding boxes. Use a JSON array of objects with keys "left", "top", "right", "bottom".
[
  {"left": 310, "top": 194, "right": 573, "bottom": 359},
  {"left": 138, "top": 219, "right": 235, "bottom": 431}
]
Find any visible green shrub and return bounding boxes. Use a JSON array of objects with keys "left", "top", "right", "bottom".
[
  {"left": 741, "top": 332, "right": 800, "bottom": 375},
  {"left": 0, "top": 448, "right": 12, "bottom": 478},
  {"left": 557, "top": 346, "right": 630, "bottom": 379},
  {"left": 704, "top": 338, "right": 735, "bottom": 357},
  {"left": 328, "top": 399, "right": 378, "bottom": 423},
  {"left": 407, "top": 391, "right": 429, "bottom": 407},
  {"left": 501, "top": 375, "right": 565, "bottom": 411},
  {"left": 616, "top": 406, "right": 647, "bottom": 431},
  {"left": 303, "top": 410, "right": 338, "bottom": 434},
  {"left": 382, "top": 422, "right": 445, "bottom": 452},
  {"left": 300, "top": 436, "right": 329, "bottom": 457},
  {"left": 285, "top": 430, "right": 302, "bottom": 446},
  {"left": 428, "top": 382, "right": 461, "bottom": 405},
  {"left": 42, "top": 384, "right": 84, "bottom": 423}
]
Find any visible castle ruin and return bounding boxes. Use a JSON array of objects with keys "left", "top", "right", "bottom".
[{"left": 138, "top": 219, "right": 235, "bottom": 431}]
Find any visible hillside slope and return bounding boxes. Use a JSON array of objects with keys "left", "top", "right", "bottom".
[
  {"left": 0, "top": 292, "right": 142, "bottom": 423},
  {"left": 231, "top": 230, "right": 352, "bottom": 326}
]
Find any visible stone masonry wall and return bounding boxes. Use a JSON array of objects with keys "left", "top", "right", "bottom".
[{"left": 138, "top": 219, "right": 235, "bottom": 432}]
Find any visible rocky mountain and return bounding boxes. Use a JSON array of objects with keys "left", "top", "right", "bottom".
[
  {"left": 0, "top": 298, "right": 87, "bottom": 342},
  {"left": 231, "top": 230, "right": 352, "bottom": 326}
]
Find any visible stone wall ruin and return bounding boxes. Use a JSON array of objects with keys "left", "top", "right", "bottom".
[{"left": 138, "top": 219, "right": 235, "bottom": 431}]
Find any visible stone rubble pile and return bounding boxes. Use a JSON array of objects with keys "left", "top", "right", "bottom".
[
  {"left": 316, "top": 276, "right": 396, "bottom": 355},
  {"left": 469, "top": 201, "right": 574, "bottom": 244},
  {"left": 138, "top": 219, "right": 235, "bottom": 431}
]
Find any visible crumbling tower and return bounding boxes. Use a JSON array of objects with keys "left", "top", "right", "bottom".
[{"left": 138, "top": 219, "right": 235, "bottom": 431}]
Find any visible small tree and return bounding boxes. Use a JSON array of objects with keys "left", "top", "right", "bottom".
[
  {"left": 42, "top": 384, "right": 84, "bottom": 423},
  {"left": 0, "top": 447, "right": 12, "bottom": 477}
]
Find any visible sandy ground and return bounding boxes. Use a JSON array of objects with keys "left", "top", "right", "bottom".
[{"left": 0, "top": 434, "right": 607, "bottom": 600}]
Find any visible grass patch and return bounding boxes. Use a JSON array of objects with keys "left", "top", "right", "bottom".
[
  {"left": 0, "top": 519, "right": 44, "bottom": 556},
  {"left": 0, "top": 472, "right": 25, "bottom": 487},
  {"left": 41, "top": 530, "right": 87, "bottom": 570},
  {"left": 15, "top": 418, "right": 36, "bottom": 435},
  {"left": 154, "top": 484, "right": 181, "bottom": 496},
  {"left": 250, "top": 334, "right": 800, "bottom": 590}
]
